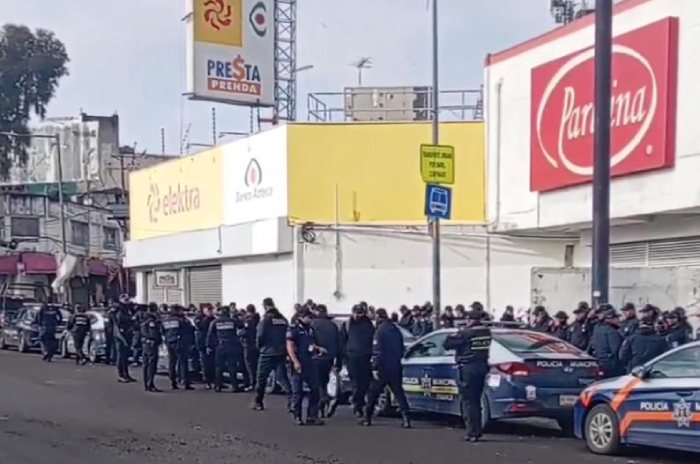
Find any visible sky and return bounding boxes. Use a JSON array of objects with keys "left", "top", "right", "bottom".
[{"left": 0, "top": 0, "right": 557, "bottom": 155}]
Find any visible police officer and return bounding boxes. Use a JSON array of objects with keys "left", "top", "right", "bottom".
[
  {"left": 104, "top": 305, "right": 116, "bottom": 365},
  {"left": 140, "top": 306, "right": 163, "bottom": 392},
  {"left": 619, "top": 317, "right": 667, "bottom": 373},
  {"left": 194, "top": 304, "right": 216, "bottom": 389},
  {"left": 180, "top": 308, "right": 196, "bottom": 388},
  {"left": 588, "top": 305, "right": 623, "bottom": 378},
  {"left": 233, "top": 308, "right": 251, "bottom": 389},
  {"left": 207, "top": 305, "right": 243, "bottom": 392},
  {"left": 340, "top": 304, "right": 375, "bottom": 417},
  {"left": 443, "top": 307, "right": 492, "bottom": 442},
  {"left": 67, "top": 304, "right": 91, "bottom": 365},
  {"left": 131, "top": 304, "right": 147, "bottom": 366},
  {"left": 532, "top": 306, "right": 554, "bottom": 333},
  {"left": 361, "top": 308, "right": 411, "bottom": 428},
  {"left": 252, "top": 298, "right": 290, "bottom": 411},
  {"left": 310, "top": 304, "right": 341, "bottom": 416},
  {"left": 113, "top": 302, "right": 136, "bottom": 382},
  {"left": 568, "top": 303, "right": 591, "bottom": 350},
  {"left": 619, "top": 303, "right": 639, "bottom": 340},
  {"left": 287, "top": 306, "right": 325, "bottom": 426},
  {"left": 243, "top": 304, "right": 261, "bottom": 391},
  {"left": 552, "top": 311, "right": 569, "bottom": 341},
  {"left": 163, "top": 305, "right": 192, "bottom": 390},
  {"left": 666, "top": 307, "right": 692, "bottom": 348},
  {"left": 36, "top": 303, "right": 62, "bottom": 362}
]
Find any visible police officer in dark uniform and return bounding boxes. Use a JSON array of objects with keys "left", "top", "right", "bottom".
[
  {"left": 340, "top": 304, "right": 375, "bottom": 417},
  {"left": 666, "top": 307, "right": 692, "bottom": 349},
  {"left": 286, "top": 306, "right": 325, "bottom": 426},
  {"left": 67, "top": 304, "right": 91, "bottom": 365},
  {"left": 131, "top": 304, "right": 147, "bottom": 366},
  {"left": 113, "top": 302, "right": 136, "bottom": 382},
  {"left": 36, "top": 303, "right": 63, "bottom": 362},
  {"left": 104, "top": 305, "right": 116, "bottom": 365},
  {"left": 443, "top": 307, "right": 492, "bottom": 442},
  {"left": 207, "top": 305, "right": 243, "bottom": 392},
  {"left": 588, "top": 305, "right": 623, "bottom": 378},
  {"left": 252, "top": 298, "right": 290, "bottom": 411},
  {"left": 619, "top": 317, "right": 667, "bottom": 373},
  {"left": 310, "top": 304, "right": 341, "bottom": 416},
  {"left": 243, "top": 304, "right": 261, "bottom": 391},
  {"left": 619, "top": 303, "right": 639, "bottom": 340},
  {"left": 361, "top": 308, "right": 411, "bottom": 428},
  {"left": 163, "top": 305, "right": 192, "bottom": 390},
  {"left": 194, "top": 304, "right": 216, "bottom": 389},
  {"left": 552, "top": 311, "right": 570, "bottom": 341},
  {"left": 180, "top": 309, "right": 196, "bottom": 388},
  {"left": 568, "top": 303, "right": 591, "bottom": 350},
  {"left": 140, "top": 306, "right": 163, "bottom": 392}
]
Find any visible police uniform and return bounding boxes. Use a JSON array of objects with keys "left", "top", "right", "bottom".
[
  {"left": 194, "top": 311, "right": 216, "bottom": 387},
  {"left": 362, "top": 313, "right": 410, "bottom": 428},
  {"left": 242, "top": 309, "right": 261, "bottom": 390},
  {"left": 140, "top": 312, "right": 162, "bottom": 392},
  {"left": 163, "top": 312, "right": 188, "bottom": 389},
  {"left": 114, "top": 305, "right": 136, "bottom": 381},
  {"left": 287, "top": 320, "right": 322, "bottom": 424},
  {"left": 619, "top": 322, "right": 667, "bottom": 373},
  {"left": 36, "top": 304, "right": 62, "bottom": 361},
  {"left": 206, "top": 310, "right": 243, "bottom": 392},
  {"left": 443, "top": 313, "right": 492, "bottom": 441},
  {"left": 253, "top": 308, "right": 291, "bottom": 410},
  {"left": 588, "top": 309, "right": 623, "bottom": 378},
  {"left": 67, "top": 310, "right": 91, "bottom": 364}
]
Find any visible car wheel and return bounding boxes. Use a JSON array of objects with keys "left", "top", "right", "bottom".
[
  {"left": 480, "top": 393, "right": 492, "bottom": 432},
  {"left": 265, "top": 371, "right": 281, "bottom": 394},
  {"left": 18, "top": 333, "right": 29, "bottom": 353},
  {"left": 585, "top": 404, "right": 621, "bottom": 455},
  {"left": 557, "top": 415, "right": 575, "bottom": 437}
]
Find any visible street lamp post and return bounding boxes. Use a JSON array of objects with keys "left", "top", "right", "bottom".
[
  {"left": 431, "top": 0, "right": 442, "bottom": 327},
  {"left": 0, "top": 132, "right": 67, "bottom": 255}
]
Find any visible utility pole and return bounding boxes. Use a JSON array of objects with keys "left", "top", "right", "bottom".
[
  {"left": 591, "top": 0, "right": 612, "bottom": 308},
  {"left": 431, "top": 0, "right": 441, "bottom": 326}
]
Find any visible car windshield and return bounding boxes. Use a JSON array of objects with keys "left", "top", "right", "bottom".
[{"left": 494, "top": 331, "right": 581, "bottom": 354}]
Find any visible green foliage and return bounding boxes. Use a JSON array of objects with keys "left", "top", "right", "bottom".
[{"left": 0, "top": 24, "right": 69, "bottom": 178}]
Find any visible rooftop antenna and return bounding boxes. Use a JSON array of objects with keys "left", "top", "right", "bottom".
[{"left": 351, "top": 57, "right": 373, "bottom": 86}]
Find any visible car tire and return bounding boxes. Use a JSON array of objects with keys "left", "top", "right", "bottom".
[
  {"left": 584, "top": 404, "right": 621, "bottom": 455},
  {"left": 480, "top": 393, "right": 492, "bottom": 432},
  {"left": 557, "top": 415, "right": 575, "bottom": 437},
  {"left": 18, "top": 333, "right": 29, "bottom": 353}
]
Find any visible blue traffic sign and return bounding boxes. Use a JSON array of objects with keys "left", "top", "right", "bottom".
[{"left": 425, "top": 184, "right": 452, "bottom": 220}]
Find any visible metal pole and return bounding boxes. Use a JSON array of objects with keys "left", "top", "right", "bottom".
[
  {"left": 54, "top": 134, "right": 67, "bottom": 256},
  {"left": 431, "top": 0, "right": 441, "bottom": 326},
  {"left": 591, "top": 0, "right": 612, "bottom": 308}
]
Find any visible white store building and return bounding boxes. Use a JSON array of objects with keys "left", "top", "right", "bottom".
[{"left": 485, "top": 0, "right": 700, "bottom": 323}]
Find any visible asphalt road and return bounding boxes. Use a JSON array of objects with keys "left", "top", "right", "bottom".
[{"left": 0, "top": 350, "right": 696, "bottom": 464}]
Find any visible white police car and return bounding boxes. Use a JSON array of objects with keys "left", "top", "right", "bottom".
[
  {"left": 402, "top": 326, "right": 603, "bottom": 433},
  {"left": 574, "top": 340, "right": 700, "bottom": 455}
]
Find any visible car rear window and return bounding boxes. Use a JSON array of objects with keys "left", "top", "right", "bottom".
[{"left": 494, "top": 331, "right": 581, "bottom": 355}]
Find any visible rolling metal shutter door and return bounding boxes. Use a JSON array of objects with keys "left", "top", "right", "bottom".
[
  {"left": 611, "top": 236, "right": 700, "bottom": 267},
  {"left": 146, "top": 272, "right": 165, "bottom": 303},
  {"left": 164, "top": 286, "right": 183, "bottom": 305},
  {"left": 188, "top": 266, "right": 222, "bottom": 305}
]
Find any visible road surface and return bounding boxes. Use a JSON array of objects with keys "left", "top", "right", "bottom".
[{"left": 0, "top": 349, "right": 695, "bottom": 464}]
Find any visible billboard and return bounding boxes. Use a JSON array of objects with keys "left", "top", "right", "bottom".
[
  {"left": 129, "top": 148, "right": 224, "bottom": 240},
  {"left": 530, "top": 18, "right": 678, "bottom": 192},
  {"left": 223, "top": 126, "right": 288, "bottom": 225},
  {"left": 287, "top": 122, "right": 485, "bottom": 224},
  {"left": 186, "top": 0, "right": 275, "bottom": 106}
]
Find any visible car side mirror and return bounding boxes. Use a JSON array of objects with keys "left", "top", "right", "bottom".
[{"left": 631, "top": 364, "right": 650, "bottom": 379}]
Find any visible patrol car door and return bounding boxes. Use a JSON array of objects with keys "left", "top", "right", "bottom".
[
  {"left": 621, "top": 345, "right": 700, "bottom": 453},
  {"left": 402, "top": 332, "right": 459, "bottom": 415}
]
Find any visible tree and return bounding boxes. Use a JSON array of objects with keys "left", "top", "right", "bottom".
[{"left": 0, "top": 24, "right": 69, "bottom": 178}]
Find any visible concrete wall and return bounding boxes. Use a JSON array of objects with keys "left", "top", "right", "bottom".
[
  {"left": 298, "top": 226, "right": 570, "bottom": 314},
  {"left": 485, "top": 0, "right": 700, "bottom": 231}
]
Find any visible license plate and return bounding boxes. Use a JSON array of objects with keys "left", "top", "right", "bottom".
[{"left": 559, "top": 395, "right": 578, "bottom": 407}]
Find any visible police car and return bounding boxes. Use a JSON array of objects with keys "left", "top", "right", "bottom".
[
  {"left": 574, "top": 340, "right": 700, "bottom": 455},
  {"left": 401, "top": 325, "right": 603, "bottom": 433}
]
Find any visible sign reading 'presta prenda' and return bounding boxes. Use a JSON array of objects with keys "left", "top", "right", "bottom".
[{"left": 530, "top": 17, "right": 679, "bottom": 192}]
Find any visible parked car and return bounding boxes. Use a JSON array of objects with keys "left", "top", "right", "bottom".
[
  {"left": 0, "top": 304, "right": 70, "bottom": 353},
  {"left": 59, "top": 310, "right": 108, "bottom": 363}
]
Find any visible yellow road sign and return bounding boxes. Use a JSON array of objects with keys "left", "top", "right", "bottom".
[{"left": 420, "top": 144, "right": 455, "bottom": 185}]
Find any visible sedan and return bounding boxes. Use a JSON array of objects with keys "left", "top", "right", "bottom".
[
  {"left": 60, "top": 311, "right": 108, "bottom": 363},
  {"left": 0, "top": 305, "right": 70, "bottom": 353}
]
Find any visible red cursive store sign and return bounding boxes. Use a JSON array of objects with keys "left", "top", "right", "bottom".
[{"left": 530, "top": 17, "right": 679, "bottom": 192}]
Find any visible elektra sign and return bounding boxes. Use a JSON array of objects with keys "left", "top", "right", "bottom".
[{"left": 530, "top": 18, "right": 678, "bottom": 192}]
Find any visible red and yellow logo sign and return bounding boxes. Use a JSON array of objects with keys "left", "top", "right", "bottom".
[{"left": 194, "top": 0, "right": 243, "bottom": 47}]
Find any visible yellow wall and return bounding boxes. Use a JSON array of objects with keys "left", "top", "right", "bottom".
[
  {"left": 129, "top": 148, "right": 224, "bottom": 240},
  {"left": 287, "top": 122, "right": 485, "bottom": 224}
]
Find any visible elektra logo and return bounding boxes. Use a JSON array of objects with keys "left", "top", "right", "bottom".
[
  {"left": 236, "top": 158, "right": 273, "bottom": 202},
  {"left": 535, "top": 45, "right": 658, "bottom": 177},
  {"left": 147, "top": 182, "right": 201, "bottom": 223}
]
